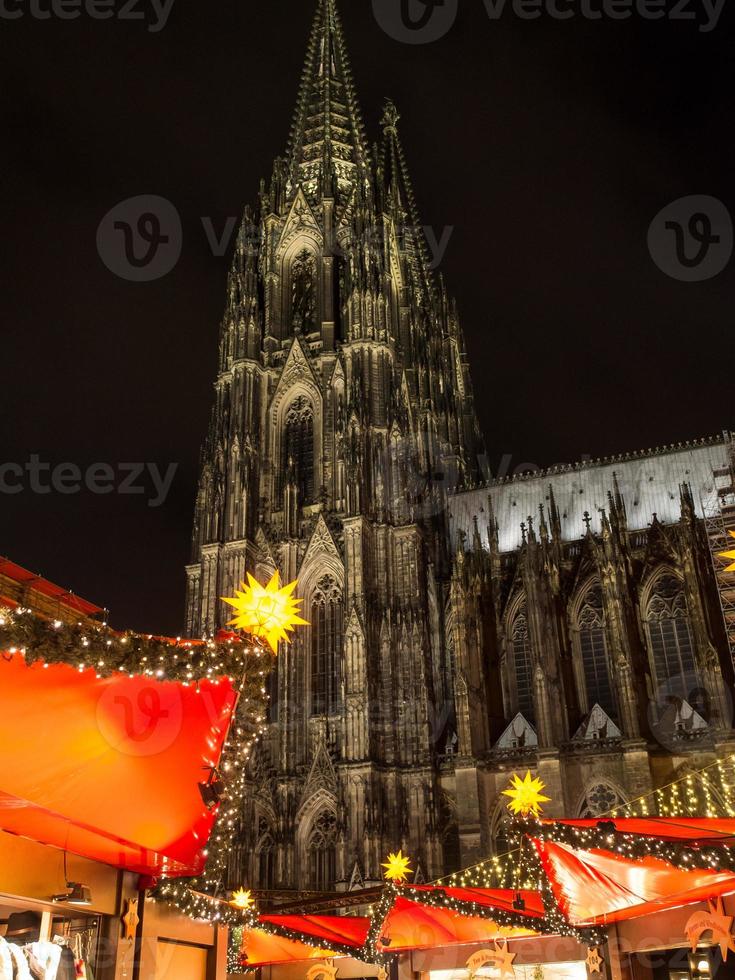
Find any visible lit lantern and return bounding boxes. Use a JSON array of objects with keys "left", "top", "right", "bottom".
[{"left": 223, "top": 573, "right": 308, "bottom": 654}]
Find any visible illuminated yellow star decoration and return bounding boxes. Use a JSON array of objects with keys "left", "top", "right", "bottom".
[
  {"left": 223, "top": 572, "right": 308, "bottom": 653},
  {"left": 382, "top": 850, "right": 412, "bottom": 883},
  {"left": 502, "top": 771, "right": 551, "bottom": 819},
  {"left": 230, "top": 888, "right": 255, "bottom": 911},
  {"left": 719, "top": 531, "right": 735, "bottom": 572}
]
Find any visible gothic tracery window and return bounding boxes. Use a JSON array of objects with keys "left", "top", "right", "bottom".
[
  {"left": 510, "top": 607, "right": 535, "bottom": 723},
  {"left": 644, "top": 573, "right": 700, "bottom": 710},
  {"left": 578, "top": 783, "right": 626, "bottom": 818},
  {"left": 282, "top": 396, "right": 315, "bottom": 503},
  {"left": 575, "top": 585, "right": 617, "bottom": 720},
  {"left": 310, "top": 575, "right": 343, "bottom": 716},
  {"left": 307, "top": 810, "right": 337, "bottom": 890}
]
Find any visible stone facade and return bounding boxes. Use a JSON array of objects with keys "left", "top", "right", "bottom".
[
  {"left": 186, "top": 0, "right": 735, "bottom": 894},
  {"left": 448, "top": 437, "right": 735, "bottom": 864}
]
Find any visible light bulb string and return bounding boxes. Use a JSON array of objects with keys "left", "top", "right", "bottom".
[{"left": 432, "top": 755, "right": 735, "bottom": 888}]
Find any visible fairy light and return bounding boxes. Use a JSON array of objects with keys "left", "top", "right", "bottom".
[{"left": 8, "top": 605, "right": 735, "bottom": 965}]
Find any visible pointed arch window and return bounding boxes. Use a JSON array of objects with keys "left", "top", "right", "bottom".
[
  {"left": 256, "top": 820, "right": 275, "bottom": 889},
  {"left": 307, "top": 810, "right": 337, "bottom": 890},
  {"left": 490, "top": 805, "right": 513, "bottom": 858},
  {"left": 291, "top": 248, "right": 317, "bottom": 332},
  {"left": 282, "top": 396, "right": 315, "bottom": 503},
  {"left": 575, "top": 585, "right": 616, "bottom": 720},
  {"left": 644, "top": 573, "right": 699, "bottom": 706},
  {"left": 510, "top": 607, "right": 535, "bottom": 723},
  {"left": 310, "top": 575, "right": 343, "bottom": 716}
]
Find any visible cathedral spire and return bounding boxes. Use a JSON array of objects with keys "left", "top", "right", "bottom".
[
  {"left": 286, "top": 0, "right": 370, "bottom": 201},
  {"left": 379, "top": 98, "right": 436, "bottom": 297}
]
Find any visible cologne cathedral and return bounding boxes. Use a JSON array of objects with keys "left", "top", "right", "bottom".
[{"left": 186, "top": 0, "right": 735, "bottom": 894}]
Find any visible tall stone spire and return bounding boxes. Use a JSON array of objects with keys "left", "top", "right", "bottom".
[
  {"left": 286, "top": 0, "right": 371, "bottom": 202},
  {"left": 187, "top": 0, "right": 487, "bottom": 893},
  {"left": 378, "top": 99, "right": 435, "bottom": 301}
]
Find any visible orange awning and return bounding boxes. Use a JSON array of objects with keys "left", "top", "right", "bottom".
[
  {"left": 534, "top": 837, "right": 735, "bottom": 925},
  {"left": 242, "top": 929, "right": 338, "bottom": 967},
  {"left": 0, "top": 654, "right": 237, "bottom": 876},
  {"left": 378, "top": 896, "right": 540, "bottom": 952}
]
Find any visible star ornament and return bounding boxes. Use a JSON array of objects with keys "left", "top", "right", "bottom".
[
  {"left": 122, "top": 898, "right": 140, "bottom": 941},
  {"left": 719, "top": 531, "right": 735, "bottom": 572},
  {"left": 685, "top": 898, "right": 735, "bottom": 961},
  {"left": 491, "top": 940, "right": 516, "bottom": 979},
  {"left": 223, "top": 572, "right": 308, "bottom": 653},
  {"left": 382, "top": 850, "right": 412, "bottom": 883},
  {"left": 502, "top": 771, "right": 551, "bottom": 819},
  {"left": 230, "top": 888, "right": 255, "bottom": 911},
  {"left": 586, "top": 947, "right": 604, "bottom": 975}
]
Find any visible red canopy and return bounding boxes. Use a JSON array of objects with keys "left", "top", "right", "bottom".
[
  {"left": 533, "top": 837, "right": 735, "bottom": 925},
  {"left": 243, "top": 890, "right": 544, "bottom": 966},
  {"left": 378, "top": 895, "right": 540, "bottom": 953},
  {"left": 545, "top": 817, "right": 735, "bottom": 845},
  {"left": 0, "top": 654, "right": 237, "bottom": 876},
  {"left": 240, "top": 820, "right": 735, "bottom": 966}
]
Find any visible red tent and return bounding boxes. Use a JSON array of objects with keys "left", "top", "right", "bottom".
[
  {"left": 239, "top": 819, "right": 735, "bottom": 966},
  {"left": 0, "top": 653, "right": 237, "bottom": 876}
]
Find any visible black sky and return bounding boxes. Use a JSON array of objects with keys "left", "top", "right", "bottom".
[{"left": 1, "top": 0, "right": 733, "bottom": 633}]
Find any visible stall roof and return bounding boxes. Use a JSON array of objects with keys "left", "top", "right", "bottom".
[
  {"left": 0, "top": 558, "right": 104, "bottom": 618},
  {"left": 0, "top": 654, "right": 236, "bottom": 877},
  {"left": 239, "top": 819, "right": 735, "bottom": 967}
]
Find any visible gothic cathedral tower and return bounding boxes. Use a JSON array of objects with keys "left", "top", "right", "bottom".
[{"left": 186, "top": 0, "right": 484, "bottom": 891}]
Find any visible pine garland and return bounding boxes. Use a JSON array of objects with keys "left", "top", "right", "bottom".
[{"left": 0, "top": 606, "right": 272, "bottom": 686}]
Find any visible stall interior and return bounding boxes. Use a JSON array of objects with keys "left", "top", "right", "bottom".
[{"left": 0, "top": 898, "right": 100, "bottom": 980}]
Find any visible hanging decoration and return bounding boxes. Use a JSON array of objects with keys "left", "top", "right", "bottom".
[
  {"left": 382, "top": 851, "right": 412, "bottom": 884},
  {"left": 502, "top": 772, "right": 551, "bottom": 819},
  {"left": 121, "top": 898, "right": 140, "bottom": 942},
  {"left": 467, "top": 941, "right": 517, "bottom": 980},
  {"left": 585, "top": 947, "right": 604, "bottom": 976},
  {"left": 685, "top": 899, "right": 735, "bottom": 960},
  {"left": 223, "top": 572, "right": 308, "bottom": 653},
  {"left": 230, "top": 889, "right": 256, "bottom": 911},
  {"left": 306, "top": 963, "right": 338, "bottom": 980},
  {"left": 718, "top": 531, "right": 735, "bottom": 572}
]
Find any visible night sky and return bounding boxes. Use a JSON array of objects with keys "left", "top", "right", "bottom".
[{"left": 2, "top": 0, "right": 733, "bottom": 633}]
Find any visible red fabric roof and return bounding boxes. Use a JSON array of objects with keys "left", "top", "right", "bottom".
[
  {"left": 533, "top": 837, "right": 735, "bottom": 925},
  {"left": 378, "top": 895, "right": 540, "bottom": 953},
  {"left": 0, "top": 558, "right": 104, "bottom": 617},
  {"left": 545, "top": 817, "right": 735, "bottom": 845},
  {"left": 259, "top": 915, "right": 370, "bottom": 948},
  {"left": 241, "top": 821, "right": 735, "bottom": 965},
  {"left": 405, "top": 884, "right": 547, "bottom": 919},
  {"left": 0, "top": 654, "right": 236, "bottom": 876}
]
